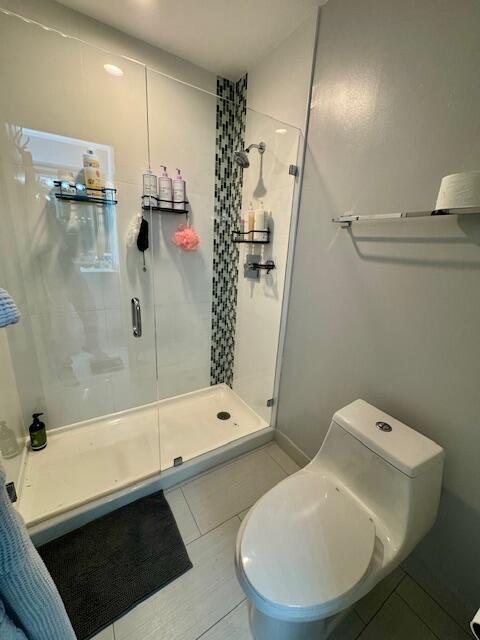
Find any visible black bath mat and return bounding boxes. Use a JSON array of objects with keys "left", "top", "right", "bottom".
[{"left": 38, "top": 490, "right": 192, "bottom": 640}]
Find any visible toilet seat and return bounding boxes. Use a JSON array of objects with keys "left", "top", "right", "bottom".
[{"left": 236, "top": 470, "right": 376, "bottom": 623}]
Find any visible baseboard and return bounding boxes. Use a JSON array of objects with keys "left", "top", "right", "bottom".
[{"left": 274, "top": 429, "right": 310, "bottom": 468}]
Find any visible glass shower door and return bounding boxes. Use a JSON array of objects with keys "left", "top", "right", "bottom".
[
  {"left": 145, "top": 68, "right": 217, "bottom": 470},
  {"left": 0, "top": 11, "right": 161, "bottom": 524},
  {"left": 144, "top": 68, "right": 302, "bottom": 471}
]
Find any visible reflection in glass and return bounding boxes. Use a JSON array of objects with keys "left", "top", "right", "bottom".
[{"left": 14, "top": 126, "right": 119, "bottom": 273}]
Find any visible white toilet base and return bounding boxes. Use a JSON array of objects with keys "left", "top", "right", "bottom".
[{"left": 248, "top": 602, "right": 345, "bottom": 640}]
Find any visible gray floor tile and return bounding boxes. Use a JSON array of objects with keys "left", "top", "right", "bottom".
[
  {"left": 106, "top": 448, "right": 465, "bottom": 640},
  {"left": 91, "top": 627, "right": 114, "bottom": 640},
  {"left": 165, "top": 487, "right": 201, "bottom": 544},
  {"left": 264, "top": 442, "right": 301, "bottom": 475},
  {"left": 114, "top": 517, "right": 244, "bottom": 640},
  {"left": 199, "top": 600, "right": 251, "bottom": 639},
  {"left": 402, "top": 556, "right": 471, "bottom": 630},
  {"left": 355, "top": 567, "right": 405, "bottom": 624},
  {"left": 200, "top": 601, "right": 364, "bottom": 640},
  {"left": 182, "top": 449, "right": 287, "bottom": 533},
  {"left": 397, "top": 576, "right": 470, "bottom": 640},
  {"left": 330, "top": 610, "right": 365, "bottom": 640},
  {"left": 358, "top": 593, "right": 437, "bottom": 640}
]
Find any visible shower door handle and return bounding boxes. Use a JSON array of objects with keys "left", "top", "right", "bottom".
[{"left": 131, "top": 298, "right": 142, "bottom": 338}]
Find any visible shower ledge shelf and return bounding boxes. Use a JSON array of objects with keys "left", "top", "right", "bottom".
[
  {"left": 142, "top": 205, "right": 189, "bottom": 214},
  {"left": 54, "top": 182, "right": 117, "bottom": 206},
  {"left": 332, "top": 207, "right": 480, "bottom": 227},
  {"left": 142, "top": 195, "right": 189, "bottom": 215},
  {"left": 79, "top": 267, "right": 117, "bottom": 274},
  {"left": 233, "top": 228, "right": 271, "bottom": 244}
]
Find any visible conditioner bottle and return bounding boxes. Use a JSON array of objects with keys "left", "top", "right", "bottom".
[{"left": 172, "top": 168, "right": 186, "bottom": 210}]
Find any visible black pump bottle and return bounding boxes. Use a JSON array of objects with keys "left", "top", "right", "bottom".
[{"left": 29, "top": 413, "right": 47, "bottom": 451}]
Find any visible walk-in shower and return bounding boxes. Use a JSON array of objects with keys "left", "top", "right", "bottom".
[
  {"left": 0, "top": 9, "right": 301, "bottom": 542},
  {"left": 233, "top": 141, "right": 266, "bottom": 168}
]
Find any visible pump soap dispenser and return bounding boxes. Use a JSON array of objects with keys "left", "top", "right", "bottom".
[
  {"left": 172, "top": 168, "right": 186, "bottom": 210},
  {"left": 29, "top": 413, "right": 47, "bottom": 451},
  {"left": 0, "top": 421, "right": 20, "bottom": 459},
  {"left": 158, "top": 166, "right": 173, "bottom": 206}
]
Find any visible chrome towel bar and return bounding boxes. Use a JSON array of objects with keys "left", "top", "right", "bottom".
[{"left": 332, "top": 207, "right": 480, "bottom": 228}]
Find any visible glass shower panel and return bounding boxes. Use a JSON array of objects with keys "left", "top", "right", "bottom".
[
  {"left": 145, "top": 69, "right": 216, "bottom": 471},
  {"left": 232, "top": 108, "right": 301, "bottom": 426},
  {"left": 146, "top": 69, "right": 216, "bottom": 400},
  {"left": 0, "top": 11, "right": 161, "bottom": 523},
  {"left": 145, "top": 65, "right": 301, "bottom": 470}
]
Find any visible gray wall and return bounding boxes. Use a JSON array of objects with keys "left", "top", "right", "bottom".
[{"left": 277, "top": 0, "right": 480, "bottom": 627}]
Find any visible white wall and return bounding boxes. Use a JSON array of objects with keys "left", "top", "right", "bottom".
[
  {"left": 277, "top": 0, "right": 480, "bottom": 628},
  {"left": 246, "top": 16, "right": 317, "bottom": 131},
  {"left": 0, "top": 331, "right": 25, "bottom": 487},
  {"left": 0, "top": 8, "right": 217, "bottom": 427},
  {"left": 0, "top": 0, "right": 215, "bottom": 93},
  {"left": 0, "top": 0, "right": 318, "bottom": 428},
  {"left": 147, "top": 69, "right": 216, "bottom": 399},
  {"left": 232, "top": 15, "right": 317, "bottom": 421}
]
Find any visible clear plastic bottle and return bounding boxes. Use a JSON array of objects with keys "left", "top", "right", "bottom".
[
  {"left": 247, "top": 201, "right": 256, "bottom": 239},
  {"left": 158, "top": 166, "right": 173, "bottom": 206},
  {"left": 83, "top": 149, "right": 105, "bottom": 195},
  {"left": 254, "top": 200, "right": 267, "bottom": 242},
  {"left": 143, "top": 169, "right": 158, "bottom": 208},
  {"left": 0, "top": 421, "right": 20, "bottom": 459},
  {"left": 172, "top": 168, "right": 186, "bottom": 210}
]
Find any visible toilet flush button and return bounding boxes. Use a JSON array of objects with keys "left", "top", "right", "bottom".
[{"left": 376, "top": 421, "right": 392, "bottom": 432}]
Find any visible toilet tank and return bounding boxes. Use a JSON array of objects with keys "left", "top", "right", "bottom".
[{"left": 314, "top": 400, "right": 444, "bottom": 558}]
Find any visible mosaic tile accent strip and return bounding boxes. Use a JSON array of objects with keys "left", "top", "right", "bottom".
[{"left": 211, "top": 75, "right": 247, "bottom": 386}]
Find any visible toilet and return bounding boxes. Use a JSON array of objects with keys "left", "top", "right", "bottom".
[{"left": 235, "top": 399, "right": 444, "bottom": 640}]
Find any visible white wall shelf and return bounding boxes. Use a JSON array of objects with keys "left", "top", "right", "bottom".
[{"left": 332, "top": 207, "right": 480, "bottom": 228}]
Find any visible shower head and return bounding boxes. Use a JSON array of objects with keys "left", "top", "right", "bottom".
[
  {"left": 233, "top": 150, "right": 250, "bottom": 168},
  {"left": 233, "top": 141, "right": 266, "bottom": 168}
]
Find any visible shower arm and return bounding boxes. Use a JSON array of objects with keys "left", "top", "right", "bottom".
[{"left": 246, "top": 142, "right": 266, "bottom": 154}]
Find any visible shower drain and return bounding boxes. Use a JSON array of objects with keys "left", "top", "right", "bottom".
[{"left": 217, "top": 411, "right": 231, "bottom": 420}]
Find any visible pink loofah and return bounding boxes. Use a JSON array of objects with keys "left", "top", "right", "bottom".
[{"left": 172, "top": 224, "right": 200, "bottom": 251}]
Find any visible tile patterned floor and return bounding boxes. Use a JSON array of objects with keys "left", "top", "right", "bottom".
[{"left": 92, "top": 442, "right": 470, "bottom": 640}]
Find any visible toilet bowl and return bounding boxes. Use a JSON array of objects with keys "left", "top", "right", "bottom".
[{"left": 235, "top": 400, "right": 444, "bottom": 640}]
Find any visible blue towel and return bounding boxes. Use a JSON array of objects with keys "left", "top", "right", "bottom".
[
  {"left": 0, "top": 600, "right": 27, "bottom": 639},
  {"left": 0, "top": 464, "right": 76, "bottom": 639},
  {"left": 0, "top": 289, "right": 20, "bottom": 328}
]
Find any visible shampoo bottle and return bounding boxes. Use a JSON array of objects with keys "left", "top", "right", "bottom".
[
  {"left": 143, "top": 169, "right": 158, "bottom": 207},
  {"left": 83, "top": 149, "right": 104, "bottom": 195},
  {"left": 29, "top": 413, "right": 47, "bottom": 452},
  {"left": 247, "top": 202, "right": 256, "bottom": 239},
  {"left": 238, "top": 213, "right": 246, "bottom": 234},
  {"left": 172, "top": 168, "right": 186, "bottom": 210},
  {"left": 83, "top": 149, "right": 100, "bottom": 169},
  {"left": 254, "top": 201, "right": 267, "bottom": 242},
  {"left": 158, "top": 166, "right": 173, "bottom": 206},
  {"left": 0, "top": 421, "right": 20, "bottom": 459}
]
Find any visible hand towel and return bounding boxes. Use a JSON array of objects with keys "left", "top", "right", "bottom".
[
  {"left": 0, "top": 463, "right": 76, "bottom": 639},
  {"left": 0, "top": 289, "right": 20, "bottom": 328},
  {"left": 0, "top": 599, "right": 28, "bottom": 639}
]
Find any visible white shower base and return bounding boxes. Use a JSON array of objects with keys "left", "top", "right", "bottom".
[{"left": 17, "top": 384, "right": 268, "bottom": 529}]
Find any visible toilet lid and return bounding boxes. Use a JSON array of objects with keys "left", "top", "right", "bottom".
[{"left": 239, "top": 470, "right": 376, "bottom": 617}]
